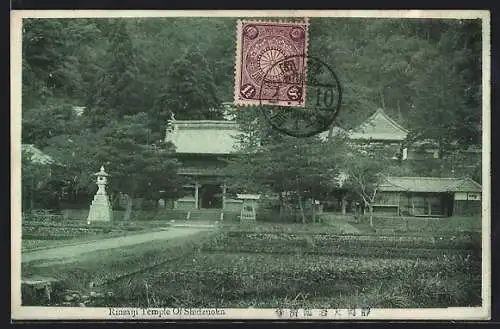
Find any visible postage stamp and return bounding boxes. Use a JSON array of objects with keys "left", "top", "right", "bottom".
[{"left": 234, "top": 20, "right": 309, "bottom": 107}]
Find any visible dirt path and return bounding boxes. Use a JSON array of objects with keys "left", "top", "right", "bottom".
[
  {"left": 22, "top": 227, "right": 211, "bottom": 263},
  {"left": 321, "top": 214, "right": 361, "bottom": 234},
  {"left": 330, "top": 221, "right": 361, "bottom": 234}
]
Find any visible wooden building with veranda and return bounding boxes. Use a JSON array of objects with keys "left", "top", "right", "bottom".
[{"left": 374, "top": 176, "right": 482, "bottom": 217}]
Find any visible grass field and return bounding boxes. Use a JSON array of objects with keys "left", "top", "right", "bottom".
[
  {"left": 21, "top": 215, "right": 482, "bottom": 308},
  {"left": 104, "top": 227, "right": 481, "bottom": 309},
  {"left": 345, "top": 215, "right": 482, "bottom": 235}
]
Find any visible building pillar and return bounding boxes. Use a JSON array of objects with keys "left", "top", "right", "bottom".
[
  {"left": 222, "top": 183, "right": 227, "bottom": 210},
  {"left": 411, "top": 194, "right": 415, "bottom": 216},
  {"left": 341, "top": 196, "right": 347, "bottom": 215},
  {"left": 194, "top": 182, "right": 199, "bottom": 209}
]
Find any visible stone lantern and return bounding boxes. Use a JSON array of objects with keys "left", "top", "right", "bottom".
[{"left": 87, "top": 166, "right": 112, "bottom": 223}]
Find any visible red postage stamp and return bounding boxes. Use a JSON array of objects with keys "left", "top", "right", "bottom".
[{"left": 234, "top": 20, "right": 309, "bottom": 107}]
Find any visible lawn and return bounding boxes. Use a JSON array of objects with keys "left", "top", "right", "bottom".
[{"left": 344, "top": 215, "right": 482, "bottom": 235}]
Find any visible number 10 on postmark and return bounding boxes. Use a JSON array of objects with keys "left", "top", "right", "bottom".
[{"left": 233, "top": 20, "right": 309, "bottom": 107}]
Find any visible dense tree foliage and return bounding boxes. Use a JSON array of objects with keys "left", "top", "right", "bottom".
[
  {"left": 226, "top": 107, "right": 346, "bottom": 223},
  {"left": 42, "top": 113, "right": 184, "bottom": 218}
]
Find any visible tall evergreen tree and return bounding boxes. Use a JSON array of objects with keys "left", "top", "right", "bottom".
[
  {"left": 150, "top": 46, "right": 222, "bottom": 131},
  {"left": 87, "top": 19, "right": 141, "bottom": 126}
]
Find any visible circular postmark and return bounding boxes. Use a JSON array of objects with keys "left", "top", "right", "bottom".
[{"left": 258, "top": 54, "right": 342, "bottom": 138}]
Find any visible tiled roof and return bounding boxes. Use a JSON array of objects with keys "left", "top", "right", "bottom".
[
  {"left": 380, "top": 176, "right": 482, "bottom": 193},
  {"left": 167, "top": 120, "right": 241, "bottom": 154},
  {"left": 349, "top": 108, "right": 408, "bottom": 141},
  {"left": 165, "top": 108, "right": 409, "bottom": 154},
  {"left": 21, "top": 144, "right": 55, "bottom": 165},
  {"left": 318, "top": 127, "right": 348, "bottom": 141},
  {"left": 165, "top": 109, "right": 479, "bottom": 155}
]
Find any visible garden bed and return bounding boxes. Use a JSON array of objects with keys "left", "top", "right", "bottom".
[
  {"left": 21, "top": 220, "right": 172, "bottom": 251},
  {"left": 106, "top": 251, "right": 480, "bottom": 308},
  {"left": 103, "top": 230, "right": 481, "bottom": 309}
]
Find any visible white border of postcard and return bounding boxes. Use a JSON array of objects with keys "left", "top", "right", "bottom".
[{"left": 11, "top": 9, "right": 491, "bottom": 321}]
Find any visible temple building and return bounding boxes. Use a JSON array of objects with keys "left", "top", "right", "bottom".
[
  {"left": 319, "top": 107, "right": 410, "bottom": 161},
  {"left": 319, "top": 108, "right": 408, "bottom": 142},
  {"left": 165, "top": 118, "right": 242, "bottom": 212},
  {"left": 165, "top": 107, "right": 482, "bottom": 217}
]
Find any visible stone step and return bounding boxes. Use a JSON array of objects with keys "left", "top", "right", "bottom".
[
  {"left": 187, "top": 210, "right": 221, "bottom": 222},
  {"left": 189, "top": 208, "right": 222, "bottom": 213}
]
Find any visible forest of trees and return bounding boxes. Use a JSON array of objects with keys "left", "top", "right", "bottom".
[{"left": 20, "top": 17, "right": 482, "bottom": 218}]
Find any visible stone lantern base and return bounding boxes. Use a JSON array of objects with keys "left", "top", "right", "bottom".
[{"left": 87, "top": 193, "right": 112, "bottom": 223}]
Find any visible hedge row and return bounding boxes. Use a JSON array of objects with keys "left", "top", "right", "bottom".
[
  {"left": 23, "top": 209, "right": 188, "bottom": 223},
  {"left": 202, "top": 244, "right": 479, "bottom": 260},
  {"left": 226, "top": 230, "right": 480, "bottom": 242},
  {"left": 21, "top": 219, "right": 171, "bottom": 240},
  {"left": 22, "top": 220, "right": 143, "bottom": 229},
  {"left": 222, "top": 223, "right": 480, "bottom": 235},
  {"left": 207, "top": 233, "right": 480, "bottom": 251},
  {"left": 22, "top": 224, "right": 145, "bottom": 240}
]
